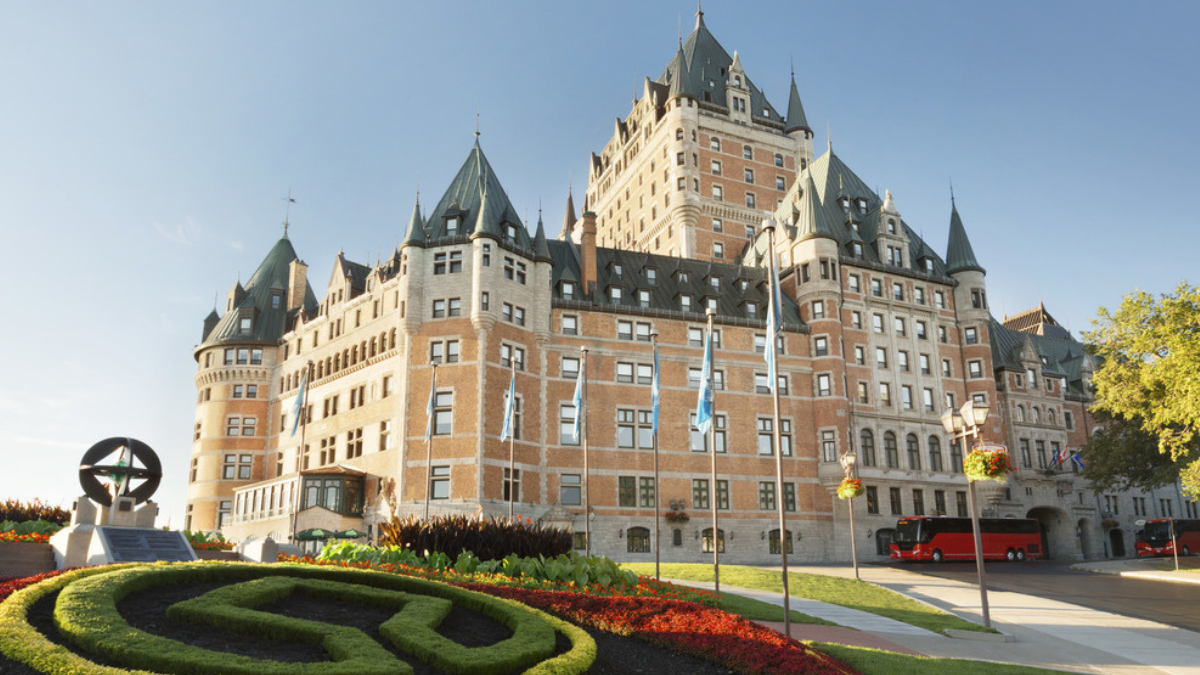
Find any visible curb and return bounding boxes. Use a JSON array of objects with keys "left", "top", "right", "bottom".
[
  {"left": 1071, "top": 563, "right": 1200, "bottom": 585},
  {"left": 943, "top": 628, "right": 1016, "bottom": 643}
]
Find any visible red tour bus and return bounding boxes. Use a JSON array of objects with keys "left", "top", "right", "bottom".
[
  {"left": 890, "top": 516, "right": 1043, "bottom": 562},
  {"left": 1136, "top": 519, "right": 1200, "bottom": 557}
]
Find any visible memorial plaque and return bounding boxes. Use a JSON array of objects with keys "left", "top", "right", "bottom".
[{"left": 96, "top": 527, "right": 197, "bottom": 563}]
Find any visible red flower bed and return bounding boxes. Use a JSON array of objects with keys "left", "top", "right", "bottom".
[
  {"left": 190, "top": 541, "right": 234, "bottom": 551},
  {"left": 460, "top": 583, "right": 861, "bottom": 675},
  {"left": 0, "top": 569, "right": 66, "bottom": 599},
  {"left": 0, "top": 532, "right": 51, "bottom": 544}
]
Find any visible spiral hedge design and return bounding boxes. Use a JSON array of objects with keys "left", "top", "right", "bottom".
[{"left": 0, "top": 562, "right": 595, "bottom": 675}]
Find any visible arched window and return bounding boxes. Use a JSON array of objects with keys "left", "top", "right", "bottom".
[
  {"left": 701, "top": 528, "right": 725, "bottom": 553},
  {"left": 1048, "top": 409, "right": 1056, "bottom": 425},
  {"left": 860, "top": 429, "right": 876, "bottom": 466},
  {"left": 676, "top": 128, "right": 684, "bottom": 141},
  {"left": 769, "top": 529, "right": 793, "bottom": 554},
  {"left": 1032, "top": 407, "right": 1040, "bottom": 424},
  {"left": 325, "top": 357, "right": 331, "bottom": 375},
  {"left": 1015, "top": 405, "right": 1025, "bottom": 422},
  {"left": 626, "top": 527, "right": 650, "bottom": 553},
  {"left": 884, "top": 432, "right": 899, "bottom": 468},
  {"left": 351, "top": 346, "right": 358, "bottom": 364},
  {"left": 316, "top": 361, "right": 324, "bottom": 379},
  {"left": 928, "top": 436, "right": 944, "bottom": 472},
  {"left": 370, "top": 338, "right": 377, "bottom": 357},
  {"left": 390, "top": 329, "right": 398, "bottom": 350},
  {"left": 906, "top": 434, "right": 921, "bottom": 470},
  {"left": 672, "top": 528, "right": 683, "bottom": 546}
]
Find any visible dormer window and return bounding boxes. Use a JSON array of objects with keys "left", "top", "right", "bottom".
[
  {"left": 887, "top": 218, "right": 897, "bottom": 234},
  {"left": 706, "top": 297, "right": 718, "bottom": 312},
  {"left": 646, "top": 268, "right": 657, "bottom": 285},
  {"left": 680, "top": 294, "right": 692, "bottom": 312},
  {"left": 852, "top": 242, "right": 864, "bottom": 259},
  {"left": 678, "top": 271, "right": 689, "bottom": 284},
  {"left": 746, "top": 303, "right": 758, "bottom": 319},
  {"left": 446, "top": 216, "right": 460, "bottom": 236},
  {"left": 857, "top": 198, "right": 868, "bottom": 214},
  {"left": 609, "top": 287, "right": 623, "bottom": 303},
  {"left": 638, "top": 290, "right": 651, "bottom": 307},
  {"left": 710, "top": 276, "right": 721, "bottom": 290},
  {"left": 839, "top": 197, "right": 850, "bottom": 213},
  {"left": 271, "top": 291, "right": 283, "bottom": 310},
  {"left": 239, "top": 317, "right": 252, "bottom": 334},
  {"left": 613, "top": 263, "right": 623, "bottom": 276},
  {"left": 506, "top": 224, "right": 518, "bottom": 240},
  {"left": 733, "top": 75, "right": 742, "bottom": 87},
  {"left": 561, "top": 281, "right": 575, "bottom": 300}
]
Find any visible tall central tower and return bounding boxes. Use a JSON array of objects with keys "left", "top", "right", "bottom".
[{"left": 584, "top": 7, "right": 812, "bottom": 263}]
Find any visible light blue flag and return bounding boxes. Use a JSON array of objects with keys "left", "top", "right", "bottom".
[
  {"left": 289, "top": 368, "right": 308, "bottom": 437},
  {"left": 425, "top": 367, "right": 437, "bottom": 441},
  {"left": 696, "top": 326, "right": 714, "bottom": 434},
  {"left": 764, "top": 242, "right": 782, "bottom": 392},
  {"left": 651, "top": 341, "right": 661, "bottom": 435},
  {"left": 571, "top": 362, "right": 584, "bottom": 443},
  {"left": 500, "top": 370, "right": 516, "bottom": 441}
]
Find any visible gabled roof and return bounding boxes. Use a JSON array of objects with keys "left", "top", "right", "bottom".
[
  {"left": 655, "top": 12, "right": 782, "bottom": 122},
  {"left": 989, "top": 316, "right": 1091, "bottom": 398},
  {"left": 424, "top": 140, "right": 531, "bottom": 251},
  {"left": 1003, "top": 303, "right": 1072, "bottom": 340},
  {"left": 945, "top": 201, "right": 985, "bottom": 275},
  {"left": 201, "top": 235, "right": 318, "bottom": 346}
]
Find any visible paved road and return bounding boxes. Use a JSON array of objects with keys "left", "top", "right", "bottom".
[{"left": 893, "top": 559, "right": 1200, "bottom": 633}]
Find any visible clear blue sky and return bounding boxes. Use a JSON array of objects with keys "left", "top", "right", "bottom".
[{"left": 2, "top": 1, "right": 1197, "bottom": 524}]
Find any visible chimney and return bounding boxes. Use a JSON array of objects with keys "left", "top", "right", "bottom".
[
  {"left": 288, "top": 259, "right": 308, "bottom": 311},
  {"left": 580, "top": 211, "right": 598, "bottom": 298}
]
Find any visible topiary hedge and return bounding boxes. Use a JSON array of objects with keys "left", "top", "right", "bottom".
[{"left": 0, "top": 561, "right": 595, "bottom": 675}]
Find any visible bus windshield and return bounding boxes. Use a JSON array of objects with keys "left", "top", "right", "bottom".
[
  {"left": 894, "top": 519, "right": 923, "bottom": 544},
  {"left": 1143, "top": 521, "right": 1173, "bottom": 543}
]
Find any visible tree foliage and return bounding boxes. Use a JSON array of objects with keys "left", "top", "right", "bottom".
[
  {"left": 1085, "top": 282, "right": 1200, "bottom": 498},
  {"left": 1080, "top": 409, "right": 1186, "bottom": 493}
]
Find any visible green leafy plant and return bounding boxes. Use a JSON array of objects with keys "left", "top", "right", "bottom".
[
  {"left": 963, "top": 449, "right": 1016, "bottom": 483},
  {"left": 378, "top": 514, "right": 572, "bottom": 560},
  {"left": 837, "top": 478, "right": 864, "bottom": 500}
]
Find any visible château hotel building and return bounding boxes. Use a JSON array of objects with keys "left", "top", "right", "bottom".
[{"left": 187, "top": 9, "right": 1197, "bottom": 562}]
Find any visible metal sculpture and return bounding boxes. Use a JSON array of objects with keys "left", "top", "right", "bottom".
[{"left": 78, "top": 437, "right": 162, "bottom": 506}]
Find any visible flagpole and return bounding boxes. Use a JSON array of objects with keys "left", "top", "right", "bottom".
[
  {"left": 651, "top": 331, "right": 661, "bottom": 581},
  {"left": 763, "top": 219, "right": 793, "bottom": 637},
  {"left": 424, "top": 361, "right": 437, "bottom": 521},
  {"left": 705, "top": 307, "right": 720, "bottom": 598},
  {"left": 508, "top": 359, "right": 516, "bottom": 521},
  {"left": 581, "top": 346, "right": 591, "bottom": 557},
  {"left": 290, "top": 360, "right": 312, "bottom": 545}
]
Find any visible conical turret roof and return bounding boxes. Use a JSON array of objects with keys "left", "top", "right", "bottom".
[
  {"left": 402, "top": 195, "right": 425, "bottom": 248},
  {"left": 945, "top": 200, "right": 985, "bottom": 275},
  {"left": 793, "top": 173, "right": 837, "bottom": 243},
  {"left": 784, "top": 73, "right": 810, "bottom": 134}
]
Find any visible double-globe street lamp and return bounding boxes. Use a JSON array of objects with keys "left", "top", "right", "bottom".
[{"left": 940, "top": 399, "right": 993, "bottom": 629}]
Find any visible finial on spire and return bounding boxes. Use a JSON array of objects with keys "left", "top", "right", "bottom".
[
  {"left": 282, "top": 189, "right": 296, "bottom": 237},
  {"left": 950, "top": 178, "right": 955, "bottom": 205},
  {"left": 475, "top": 108, "right": 481, "bottom": 138},
  {"left": 827, "top": 121, "right": 832, "bottom": 153},
  {"left": 695, "top": 0, "right": 704, "bottom": 29}
]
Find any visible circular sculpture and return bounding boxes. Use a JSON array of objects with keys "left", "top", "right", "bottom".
[{"left": 78, "top": 437, "right": 162, "bottom": 506}]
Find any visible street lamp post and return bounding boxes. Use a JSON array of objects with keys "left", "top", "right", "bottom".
[
  {"left": 941, "top": 399, "right": 992, "bottom": 629},
  {"left": 839, "top": 449, "right": 860, "bottom": 581}
]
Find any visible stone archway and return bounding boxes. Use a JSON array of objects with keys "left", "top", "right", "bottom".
[
  {"left": 1109, "top": 528, "right": 1126, "bottom": 557},
  {"left": 1026, "top": 506, "right": 1072, "bottom": 560}
]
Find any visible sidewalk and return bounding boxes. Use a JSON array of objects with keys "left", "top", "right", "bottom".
[
  {"left": 683, "top": 565, "right": 1200, "bottom": 675},
  {"left": 1071, "top": 558, "right": 1200, "bottom": 586}
]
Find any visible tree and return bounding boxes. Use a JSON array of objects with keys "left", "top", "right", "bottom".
[
  {"left": 1080, "top": 409, "right": 1187, "bottom": 493},
  {"left": 1085, "top": 282, "right": 1200, "bottom": 499}
]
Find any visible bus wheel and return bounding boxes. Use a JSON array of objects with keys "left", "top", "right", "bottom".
[
  {"left": 1016, "top": 549, "right": 1027, "bottom": 562},
  {"left": 1006, "top": 548, "right": 1016, "bottom": 562},
  {"left": 931, "top": 549, "right": 944, "bottom": 563}
]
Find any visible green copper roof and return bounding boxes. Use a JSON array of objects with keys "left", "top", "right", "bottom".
[
  {"left": 202, "top": 235, "right": 318, "bottom": 346},
  {"left": 402, "top": 196, "right": 425, "bottom": 248},
  {"left": 425, "top": 140, "right": 530, "bottom": 250},
  {"left": 784, "top": 74, "right": 810, "bottom": 134},
  {"left": 945, "top": 201, "right": 985, "bottom": 275},
  {"left": 655, "top": 13, "right": 782, "bottom": 122},
  {"left": 793, "top": 173, "right": 836, "bottom": 243}
]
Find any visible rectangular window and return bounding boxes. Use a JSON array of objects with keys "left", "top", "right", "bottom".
[
  {"left": 893, "top": 282, "right": 904, "bottom": 301},
  {"left": 689, "top": 413, "right": 727, "bottom": 453},
  {"left": 562, "top": 356, "right": 580, "bottom": 379},
  {"left": 784, "top": 483, "right": 796, "bottom": 512},
  {"left": 814, "top": 336, "right": 828, "bottom": 357},
  {"left": 912, "top": 489, "right": 925, "bottom": 515},
  {"left": 876, "top": 347, "right": 888, "bottom": 369},
  {"left": 433, "top": 392, "right": 453, "bottom": 435},
  {"left": 879, "top": 383, "right": 892, "bottom": 407},
  {"left": 431, "top": 466, "right": 450, "bottom": 500},
  {"left": 865, "top": 486, "right": 879, "bottom": 514},
  {"left": 956, "top": 491, "right": 968, "bottom": 517},
  {"left": 901, "top": 385, "right": 913, "bottom": 410},
  {"left": 758, "top": 481, "right": 776, "bottom": 510},
  {"left": 500, "top": 344, "right": 525, "bottom": 370},
  {"left": 817, "top": 374, "right": 832, "bottom": 397},
  {"left": 617, "top": 320, "right": 633, "bottom": 340},
  {"left": 618, "top": 476, "right": 636, "bottom": 507},
  {"left": 692, "top": 479, "right": 710, "bottom": 510},
  {"left": 639, "top": 477, "right": 655, "bottom": 507},
  {"left": 560, "top": 474, "right": 581, "bottom": 505},
  {"left": 965, "top": 327, "right": 978, "bottom": 344},
  {"left": 889, "top": 487, "right": 903, "bottom": 515},
  {"left": 968, "top": 360, "right": 983, "bottom": 378},
  {"left": 873, "top": 314, "right": 885, "bottom": 333},
  {"left": 560, "top": 404, "right": 579, "bottom": 445},
  {"left": 898, "top": 351, "right": 910, "bottom": 372}
]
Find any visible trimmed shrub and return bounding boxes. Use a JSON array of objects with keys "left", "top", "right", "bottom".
[{"left": 378, "top": 514, "right": 571, "bottom": 560}]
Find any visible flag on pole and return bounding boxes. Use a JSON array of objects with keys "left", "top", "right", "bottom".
[
  {"left": 696, "top": 326, "right": 714, "bottom": 434},
  {"left": 764, "top": 239, "right": 782, "bottom": 392},
  {"left": 289, "top": 368, "right": 308, "bottom": 437},
  {"left": 500, "top": 370, "right": 516, "bottom": 441},
  {"left": 1071, "top": 452, "right": 1085, "bottom": 470},
  {"left": 651, "top": 341, "right": 661, "bottom": 435},
  {"left": 425, "top": 367, "right": 438, "bottom": 441},
  {"left": 571, "top": 362, "right": 585, "bottom": 443}
]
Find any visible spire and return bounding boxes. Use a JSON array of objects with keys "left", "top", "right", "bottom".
[
  {"left": 695, "top": 0, "right": 705, "bottom": 30},
  {"left": 945, "top": 199, "right": 985, "bottom": 275},
  {"left": 562, "top": 186, "right": 578, "bottom": 239},
  {"left": 882, "top": 189, "right": 899, "bottom": 216},
  {"left": 794, "top": 173, "right": 837, "bottom": 243},
  {"left": 402, "top": 193, "right": 425, "bottom": 248},
  {"left": 667, "top": 40, "right": 691, "bottom": 99},
  {"left": 784, "top": 71, "right": 810, "bottom": 134},
  {"left": 533, "top": 209, "right": 551, "bottom": 262},
  {"left": 730, "top": 50, "right": 743, "bottom": 72}
]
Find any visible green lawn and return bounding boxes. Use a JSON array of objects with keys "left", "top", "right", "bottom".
[
  {"left": 623, "top": 563, "right": 992, "bottom": 634},
  {"left": 811, "top": 643, "right": 1077, "bottom": 675},
  {"left": 717, "top": 591, "right": 834, "bottom": 625}
]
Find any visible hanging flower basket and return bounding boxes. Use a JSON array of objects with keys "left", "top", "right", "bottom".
[
  {"left": 963, "top": 447, "right": 1016, "bottom": 483},
  {"left": 837, "top": 478, "right": 864, "bottom": 500},
  {"left": 665, "top": 511, "right": 690, "bottom": 524}
]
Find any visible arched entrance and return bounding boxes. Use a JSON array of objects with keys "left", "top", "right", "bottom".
[
  {"left": 1027, "top": 506, "right": 1072, "bottom": 560},
  {"left": 1109, "top": 528, "right": 1126, "bottom": 557}
]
